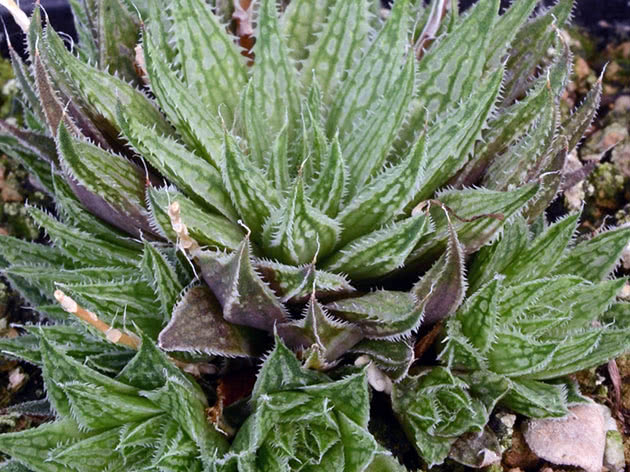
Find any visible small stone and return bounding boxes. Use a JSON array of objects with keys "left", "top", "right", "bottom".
[
  {"left": 522, "top": 403, "right": 606, "bottom": 472},
  {"left": 604, "top": 430, "right": 626, "bottom": 472},
  {"left": 614, "top": 95, "right": 630, "bottom": 114},
  {"left": 574, "top": 57, "right": 591, "bottom": 80},
  {"left": 8, "top": 367, "right": 27, "bottom": 392}
]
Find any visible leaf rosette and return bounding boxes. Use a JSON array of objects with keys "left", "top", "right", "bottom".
[{"left": 215, "top": 338, "right": 407, "bottom": 472}]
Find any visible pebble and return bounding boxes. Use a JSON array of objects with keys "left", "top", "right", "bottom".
[{"left": 522, "top": 403, "right": 606, "bottom": 472}]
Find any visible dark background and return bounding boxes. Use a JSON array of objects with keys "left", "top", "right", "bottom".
[{"left": 0, "top": 0, "right": 629, "bottom": 58}]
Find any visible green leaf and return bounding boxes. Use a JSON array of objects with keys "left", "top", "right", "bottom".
[
  {"left": 409, "top": 184, "right": 539, "bottom": 263},
  {"left": 47, "top": 426, "right": 131, "bottom": 472},
  {"left": 413, "top": 66, "right": 504, "bottom": 203},
  {"left": 142, "top": 26, "right": 223, "bottom": 165},
  {"left": 467, "top": 216, "right": 529, "bottom": 293},
  {"left": 140, "top": 375, "right": 230, "bottom": 458},
  {"left": 146, "top": 186, "right": 244, "bottom": 251},
  {"left": 27, "top": 207, "right": 140, "bottom": 268},
  {"left": 339, "top": 132, "right": 427, "bottom": 244},
  {"left": 326, "top": 291, "right": 421, "bottom": 339},
  {"left": 59, "top": 279, "right": 164, "bottom": 337},
  {"left": 553, "top": 226, "right": 630, "bottom": 282},
  {"left": 140, "top": 241, "right": 184, "bottom": 321},
  {"left": 0, "top": 119, "right": 53, "bottom": 167},
  {"left": 0, "top": 419, "right": 91, "bottom": 472},
  {"left": 558, "top": 75, "right": 602, "bottom": 155},
  {"left": 392, "top": 367, "right": 487, "bottom": 467},
  {"left": 52, "top": 175, "right": 142, "bottom": 251},
  {"left": 341, "top": 54, "right": 416, "bottom": 191},
  {"left": 306, "top": 134, "right": 347, "bottom": 220},
  {"left": 0, "top": 235, "right": 76, "bottom": 268},
  {"left": 97, "top": 0, "right": 140, "bottom": 83},
  {"left": 250, "top": 336, "right": 329, "bottom": 409},
  {"left": 501, "top": 214, "right": 579, "bottom": 284},
  {"left": 169, "top": 0, "right": 247, "bottom": 125},
  {"left": 397, "top": 0, "right": 499, "bottom": 154},
  {"left": 7, "top": 44, "right": 44, "bottom": 124},
  {"left": 39, "top": 335, "right": 138, "bottom": 418},
  {"left": 57, "top": 124, "right": 154, "bottom": 238},
  {"left": 300, "top": 0, "right": 370, "bottom": 107},
  {"left": 454, "top": 278, "right": 501, "bottom": 354},
  {"left": 64, "top": 382, "right": 161, "bottom": 430},
  {"left": 502, "top": 0, "right": 574, "bottom": 104},
  {"left": 349, "top": 338, "right": 414, "bottom": 382},
  {"left": 244, "top": 0, "right": 301, "bottom": 165},
  {"left": 67, "top": 0, "right": 99, "bottom": 63},
  {"left": 43, "top": 23, "right": 171, "bottom": 136},
  {"left": 158, "top": 285, "right": 263, "bottom": 358},
  {"left": 0, "top": 136, "right": 55, "bottom": 195},
  {"left": 279, "top": 295, "right": 363, "bottom": 362},
  {"left": 500, "top": 378, "right": 569, "bottom": 418},
  {"left": 485, "top": 0, "right": 538, "bottom": 70},
  {"left": 118, "top": 106, "right": 238, "bottom": 221},
  {"left": 326, "top": 0, "right": 409, "bottom": 140},
  {"left": 486, "top": 331, "right": 556, "bottom": 377},
  {"left": 528, "top": 329, "right": 630, "bottom": 380},
  {"left": 5, "top": 265, "right": 136, "bottom": 298},
  {"left": 322, "top": 214, "right": 428, "bottom": 280},
  {"left": 255, "top": 259, "right": 354, "bottom": 303},
  {"left": 263, "top": 176, "right": 341, "bottom": 265},
  {"left": 483, "top": 96, "right": 557, "bottom": 191},
  {"left": 220, "top": 131, "right": 282, "bottom": 237},
  {"left": 281, "top": 0, "right": 337, "bottom": 63}
]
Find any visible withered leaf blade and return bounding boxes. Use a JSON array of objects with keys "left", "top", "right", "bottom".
[
  {"left": 195, "top": 236, "right": 288, "bottom": 332},
  {"left": 412, "top": 213, "right": 466, "bottom": 325},
  {"left": 158, "top": 285, "right": 263, "bottom": 358}
]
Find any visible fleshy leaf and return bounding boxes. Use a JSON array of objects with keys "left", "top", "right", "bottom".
[
  {"left": 57, "top": 124, "right": 154, "bottom": 238},
  {"left": 140, "top": 241, "right": 185, "bottom": 321},
  {"left": 300, "top": 0, "right": 370, "bottom": 106},
  {"left": 326, "top": 291, "right": 421, "bottom": 339},
  {"left": 158, "top": 285, "right": 263, "bottom": 358},
  {"left": 279, "top": 295, "right": 363, "bottom": 362},
  {"left": 147, "top": 186, "right": 244, "bottom": 251},
  {"left": 322, "top": 214, "right": 428, "bottom": 280},
  {"left": 412, "top": 214, "right": 465, "bottom": 325},
  {"left": 168, "top": 0, "right": 247, "bottom": 125},
  {"left": 194, "top": 237, "right": 288, "bottom": 332},
  {"left": 263, "top": 176, "right": 341, "bottom": 265}
]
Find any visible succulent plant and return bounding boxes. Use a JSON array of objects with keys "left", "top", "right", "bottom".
[
  {"left": 392, "top": 215, "right": 630, "bottom": 466},
  {"left": 0, "top": 0, "right": 627, "bottom": 470}
]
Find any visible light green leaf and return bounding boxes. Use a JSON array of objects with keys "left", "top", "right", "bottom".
[
  {"left": 140, "top": 241, "right": 185, "bottom": 321},
  {"left": 322, "top": 214, "right": 428, "bottom": 280},
  {"left": 118, "top": 106, "right": 238, "bottom": 221},
  {"left": 263, "top": 176, "right": 341, "bottom": 265},
  {"left": 168, "top": 0, "right": 247, "bottom": 125},
  {"left": 57, "top": 124, "right": 154, "bottom": 238},
  {"left": 301, "top": 0, "right": 370, "bottom": 107},
  {"left": 147, "top": 186, "right": 244, "bottom": 251},
  {"left": 221, "top": 131, "right": 282, "bottom": 237},
  {"left": 339, "top": 132, "right": 427, "bottom": 244},
  {"left": 326, "top": 0, "right": 409, "bottom": 140},
  {"left": 553, "top": 226, "right": 630, "bottom": 282},
  {"left": 326, "top": 291, "right": 420, "bottom": 339}
]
